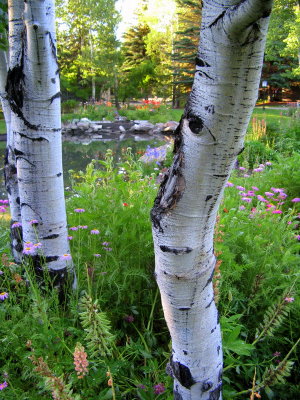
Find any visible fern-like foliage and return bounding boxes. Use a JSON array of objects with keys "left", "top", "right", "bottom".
[
  {"left": 79, "top": 295, "right": 115, "bottom": 359},
  {"left": 254, "top": 297, "right": 289, "bottom": 344},
  {"left": 259, "top": 360, "right": 295, "bottom": 389}
]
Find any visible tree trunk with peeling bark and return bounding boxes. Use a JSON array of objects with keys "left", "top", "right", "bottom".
[
  {"left": 151, "top": 1, "right": 273, "bottom": 399},
  {"left": 4, "top": 0, "right": 74, "bottom": 290}
]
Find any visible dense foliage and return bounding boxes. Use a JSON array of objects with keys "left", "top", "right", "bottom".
[{"left": 0, "top": 108, "right": 299, "bottom": 399}]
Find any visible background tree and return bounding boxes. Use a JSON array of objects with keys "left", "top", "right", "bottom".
[
  {"left": 56, "top": 0, "right": 120, "bottom": 101},
  {"left": 263, "top": 0, "right": 300, "bottom": 100},
  {"left": 151, "top": 0, "right": 273, "bottom": 399},
  {"left": 4, "top": 0, "right": 74, "bottom": 289}
]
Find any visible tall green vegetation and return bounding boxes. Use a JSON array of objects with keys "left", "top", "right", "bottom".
[{"left": 56, "top": 0, "right": 120, "bottom": 101}]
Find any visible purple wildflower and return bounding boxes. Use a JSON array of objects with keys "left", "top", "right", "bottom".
[
  {"left": 60, "top": 254, "right": 72, "bottom": 261},
  {"left": 68, "top": 236, "right": 73, "bottom": 240},
  {"left": 252, "top": 186, "right": 259, "bottom": 191},
  {"left": 273, "top": 352, "right": 281, "bottom": 357},
  {"left": 0, "top": 206, "right": 6, "bottom": 213},
  {"left": 33, "top": 242, "right": 43, "bottom": 249},
  {"left": 0, "top": 381, "right": 8, "bottom": 390},
  {"left": 236, "top": 185, "right": 246, "bottom": 191},
  {"left": 278, "top": 193, "right": 288, "bottom": 200},
  {"left": 12, "top": 222, "right": 22, "bottom": 228},
  {"left": 153, "top": 383, "right": 165, "bottom": 395},
  {"left": 94, "top": 254, "right": 101, "bottom": 257},
  {"left": 291, "top": 198, "right": 300, "bottom": 203},
  {"left": 253, "top": 167, "right": 264, "bottom": 172},
  {"left": 0, "top": 270, "right": 3, "bottom": 275},
  {"left": 102, "top": 241, "right": 110, "bottom": 246},
  {"left": 69, "top": 226, "right": 78, "bottom": 231},
  {"left": 265, "top": 192, "right": 274, "bottom": 198},
  {"left": 272, "top": 210, "right": 282, "bottom": 214},
  {"left": 29, "top": 219, "right": 39, "bottom": 225},
  {"left": 104, "top": 247, "right": 112, "bottom": 252},
  {"left": 243, "top": 174, "right": 250, "bottom": 178},
  {"left": 23, "top": 246, "right": 35, "bottom": 255},
  {"left": 239, "top": 167, "right": 246, "bottom": 171},
  {"left": 296, "top": 235, "right": 300, "bottom": 241},
  {"left": 79, "top": 225, "right": 88, "bottom": 229},
  {"left": 0, "top": 292, "right": 9, "bottom": 301},
  {"left": 239, "top": 205, "right": 246, "bottom": 210},
  {"left": 74, "top": 208, "right": 85, "bottom": 213},
  {"left": 225, "top": 182, "right": 234, "bottom": 187},
  {"left": 90, "top": 229, "right": 100, "bottom": 235},
  {"left": 265, "top": 161, "right": 272, "bottom": 166},
  {"left": 284, "top": 297, "right": 294, "bottom": 303},
  {"left": 124, "top": 315, "right": 134, "bottom": 323},
  {"left": 242, "top": 197, "right": 252, "bottom": 203}
]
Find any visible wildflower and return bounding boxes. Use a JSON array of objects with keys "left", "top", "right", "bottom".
[
  {"left": 123, "top": 202, "right": 129, "bottom": 206},
  {"left": 0, "top": 381, "right": 8, "bottom": 390},
  {"left": 284, "top": 297, "right": 294, "bottom": 303},
  {"left": 12, "top": 222, "right": 22, "bottom": 228},
  {"left": 236, "top": 185, "right": 246, "bottom": 191},
  {"left": 287, "top": 221, "right": 292, "bottom": 225},
  {"left": 252, "top": 186, "right": 259, "bottom": 191},
  {"left": 68, "top": 236, "right": 73, "bottom": 240},
  {"left": 241, "top": 197, "right": 252, "bottom": 203},
  {"left": 104, "top": 247, "right": 112, "bottom": 252},
  {"left": 73, "top": 343, "right": 89, "bottom": 379},
  {"left": 102, "top": 241, "right": 110, "bottom": 246},
  {"left": 239, "top": 167, "right": 246, "bottom": 171},
  {"left": 272, "top": 210, "right": 282, "bottom": 214},
  {"left": 94, "top": 254, "right": 101, "bottom": 257},
  {"left": 265, "top": 161, "right": 272, "bottom": 166},
  {"left": 153, "top": 383, "right": 165, "bottom": 395},
  {"left": 225, "top": 182, "right": 234, "bottom": 187},
  {"left": 137, "top": 384, "right": 146, "bottom": 390},
  {"left": 291, "top": 198, "right": 300, "bottom": 203},
  {"left": 0, "top": 270, "right": 3, "bottom": 275},
  {"left": 278, "top": 193, "right": 288, "bottom": 200},
  {"left": 259, "top": 164, "right": 265, "bottom": 169},
  {"left": 74, "top": 208, "right": 85, "bottom": 213},
  {"left": 257, "top": 195, "right": 266, "bottom": 202},
  {"left": 69, "top": 226, "right": 78, "bottom": 231},
  {"left": 29, "top": 219, "right": 39, "bottom": 225},
  {"left": 243, "top": 174, "right": 250, "bottom": 178},
  {"left": 23, "top": 246, "right": 35, "bottom": 255},
  {"left": 246, "top": 191, "right": 255, "bottom": 197},
  {"left": 0, "top": 292, "right": 8, "bottom": 301},
  {"left": 0, "top": 206, "right": 6, "bottom": 213},
  {"left": 124, "top": 315, "right": 134, "bottom": 323},
  {"left": 265, "top": 192, "right": 274, "bottom": 198},
  {"left": 107, "top": 378, "right": 113, "bottom": 387},
  {"left": 296, "top": 235, "right": 300, "bottom": 241},
  {"left": 253, "top": 167, "right": 264, "bottom": 172},
  {"left": 33, "top": 242, "right": 43, "bottom": 249},
  {"left": 90, "top": 229, "right": 100, "bottom": 235},
  {"left": 273, "top": 352, "right": 281, "bottom": 357},
  {"left": 60, "top": 254, "right": 72, "bottom": 261},
  {"left": 79, "top": 225, "right": 88, "bottom": 229}
]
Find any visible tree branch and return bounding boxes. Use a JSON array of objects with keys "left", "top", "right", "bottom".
[{"left": 224, "top": 0, "right": 274, "bottom": 39}]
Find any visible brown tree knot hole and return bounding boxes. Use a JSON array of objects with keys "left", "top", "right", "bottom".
[
  {"left": 187, "top": 113, "right": 204, "bottom": 135},
  {"left": 170, "top": 356, "right": 196, "bottom": 389}
]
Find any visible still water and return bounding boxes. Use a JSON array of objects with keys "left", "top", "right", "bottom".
[{"left": 0, "top": 138, "right": 162, "bottom": 198}]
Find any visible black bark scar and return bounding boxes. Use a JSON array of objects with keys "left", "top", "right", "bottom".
[
  {"left": 209, "top": 383, "right": 222, "bottom": 400},
  {"left": 42, "top": 234, "right": 59, "bottom": 240},
  {"left": 160, "top": 245, "right": 192, "bottom": 255},
  {"left": 19, "top": 132, "right": 49, "bottom": 142},
  {"left": 170, "top": 356, "right": 196, "bottom": 389}
]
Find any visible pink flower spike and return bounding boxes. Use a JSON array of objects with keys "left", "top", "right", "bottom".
[
  {"left": 0, "top": 292, "right": 9, "bottom": 301},
  {"left": 272, "top": 210, "right": 282, "bottom": 214},
  {"left": 90, "top": 229, "right": 100, "bottom": 235},
  {"left": 291, "top": 198, "right": 300, "bottom": 203},
  {"left": 284, "top": 297, "right": 294, "bottom": 303},
  {"left": 60, "top": 253, "right": 72, "bottom": 261},
  {"left": 74, "top": 208, "right": 85, "bottom": 213}
]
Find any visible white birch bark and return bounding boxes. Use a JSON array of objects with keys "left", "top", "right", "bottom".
[
  {"left": 2, "top": 0, "right": 24, "bottom": 261},
  {"left": 151, "top": 1, "right": 273, "bottom": 399},
  {"left": 6, "top": 0, "right": 74, "bottom": 287}
]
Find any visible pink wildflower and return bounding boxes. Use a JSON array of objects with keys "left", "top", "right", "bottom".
[
  {"left": 23, "top": 246, "right": 35, "bottom": 255},
  {"left": 272, "top": 210, "right": 282, "bottom": 214},
  {"left": 284, "top": 297, "right": 294, "bottom": 303},
  {"left": 74, "top": 343, "right": 89, "bottom": 379},
  {"left": 236, "top": 185, "right": 246, "bottom": 191},
  {"left": 291, "top": 198, "right": 300, "bottom": 203},
  {"left": 252, "top": 186, "right": 259, "bottom": 191},
  {"left": 153, "top": 383, "right": 165, "bottom": 395},
  {"left": 239, "top": 167, "right": 246, "bottom": 171},
  {"left": 0, "top": 206, "right": 6, "bottom": 213}
]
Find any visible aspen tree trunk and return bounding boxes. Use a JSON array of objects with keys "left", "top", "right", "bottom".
[
  {"left": 151, "top": 1, "right": 273, "bottom": 399},
  {"left": 1, "top": 1, "right": 23, "bottom": 261},
  {"left": 6, "top": 0, "right": 74, "bottom": 289}
]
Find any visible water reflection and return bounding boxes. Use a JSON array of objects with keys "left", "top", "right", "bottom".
[{"left": 0, "top": 139, "right": 163, "bottom": 198}]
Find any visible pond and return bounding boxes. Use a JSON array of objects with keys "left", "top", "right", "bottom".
[{"left": 0, "top": 138, "right": 164, "bottom": 198}]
